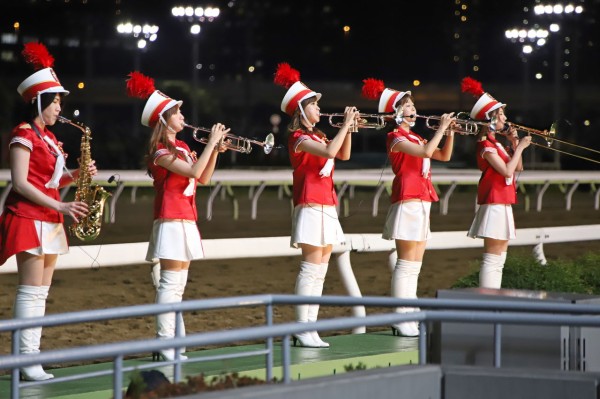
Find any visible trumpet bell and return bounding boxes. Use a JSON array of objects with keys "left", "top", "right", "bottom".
[{"left": 264, "top": 133, "right": 275, "bottom": 154}]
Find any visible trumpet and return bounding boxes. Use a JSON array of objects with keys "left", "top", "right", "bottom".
[
  {"left": 504, "top": 122, "right": 600, "bottom": 164},
  {"left": 320, "top": 112, "right": 391, "bottom": 131},
  {"left": 413, "top": 113, "right": 484, "bottom": 135},
  {"left": 183, "top": 123, "right": 276, "bottom": 154}
]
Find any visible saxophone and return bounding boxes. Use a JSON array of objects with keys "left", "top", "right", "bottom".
[{"left": 57, "top": 116, "right": 112, "bottom": 242}]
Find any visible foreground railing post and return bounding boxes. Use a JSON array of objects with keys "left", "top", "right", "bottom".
[
  {"left": 11, "top": 329, "right": 20, "bottom": 399},
  {"left": 282, "top": 335, "right": 291, "bottom": 383},
  {"left": 494, "top": 323, "right": 502, "bottom": 368},
  {"left": 113, "top": 355, "right": 124, "bottom": 399},
  {"left": 419, "top": 321, "right": 427, "bottom": 365},
  {"left": 265, "top": 303, "right": 274, "bottom": 382}
]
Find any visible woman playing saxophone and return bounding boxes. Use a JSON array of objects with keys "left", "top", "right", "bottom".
[{"left": 0, "top": 43, "right": 96, "bottom": 381}]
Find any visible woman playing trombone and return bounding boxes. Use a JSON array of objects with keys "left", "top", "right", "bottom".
[
  {"left": 126, "top": 71, "right": 228, "bottom": 361},
  {"left": 275, "top": 63, "right": 359, "bottom": 348},
  {"left": 461, "top": 77, "right": 531, "bottom": 289},
  {"left": 362, "top": 78, "right": 455, "bottom": 337}
]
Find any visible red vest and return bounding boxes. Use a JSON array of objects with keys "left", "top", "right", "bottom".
[
  {"left": 148, "top": 140, "right": 198, "bottom": 220},
  {"left": 476, "top": 137, "right": 517, "bottom": 204},
  {"left": 4, "top": 123, "right": 64, "bottom": 223},
  {"left": 387, "top": 128, "right": 438, "bottom": 203},
  {"left": 288, "top": 130, "right": 338, "bottom": 206}
]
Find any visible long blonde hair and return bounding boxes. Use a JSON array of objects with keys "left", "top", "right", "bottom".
[{"left": 146, "top": 105, "right": 179, "bottom": 175}]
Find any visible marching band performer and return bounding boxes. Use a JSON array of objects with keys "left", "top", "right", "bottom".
[
  {"left": 274, "top": 63, "right": 359, "bottom": 348},
  {"left": 362, "top": 78, "right": 455, "bottom": 337},
  {"left": 0, "top": 43, "right": 94, "bottom": 381},
  {"left": 461, "top": 77, "right": 531, "bottom": 289},
  {"left": 126, "top": 71, "right": 228, "bottom": 361}
]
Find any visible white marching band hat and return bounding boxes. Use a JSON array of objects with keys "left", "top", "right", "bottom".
[
  {"left": 141, "top": 91, "right": 182, "bottom": 128},
  {"left": 361, "top": 78, "right": 410, "bottom": 113},
  {"left": 18, "top": 43, "right": 69, "bottom": 104},
  {"left": 126, "top": 71, "right": 182, "bottom": 128},
  {"left": 461, "top": 76, "right": 505, "bottom": 121},
  {"left": 378, "top": 88, "right": 411, "bottom": 113},
  {"left": 274, "top": 63, "right": 321, "bottom": 116},
  {"left": 469, "top": 92, "right": 505, "bottom": 121}
]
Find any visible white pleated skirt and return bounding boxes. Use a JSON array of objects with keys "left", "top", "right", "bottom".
[
  {"left": 25, "top": 221, "right": 69, "bottom": 256},
  {"left": 382, "top": 201, "right": 432, "bottom": 241},
  {"left": 467, "top": 204, "right": 516, "bottom": 240},
  {"left": 290, "top": 204, "right": 345, "bottom": 248},
  {"left": 146, "top": 219, "right": 204, "bottom": 262}
]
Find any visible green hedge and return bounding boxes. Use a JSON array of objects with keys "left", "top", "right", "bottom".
[{"left": 452, "top": 250, "right": 600, "bottom": 294}]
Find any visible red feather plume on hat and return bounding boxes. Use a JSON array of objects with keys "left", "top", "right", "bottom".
[
  {"left": 361, "top": 78, "right": 385, "bottom": 100},
  {"left": 22, "top": 42, "right": 55, "bottom": 71},
  {"left": 126, "top": 71, "right": 156, "bottom": 99},
  {"left": 461, "top": 76, "right": 484, "bottom": 98},
  {"left": 274, "top": 62, "right": 300, "bottom": 89}
]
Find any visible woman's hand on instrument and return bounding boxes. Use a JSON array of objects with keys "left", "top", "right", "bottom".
[
  {"left": 342, "top": 106, "right": 360, "bottom": 130},
  {"left": 517, "top": 135, "right": 532, "bottom": 150},
  {"left": 216, "top": 139, "right": 231, "bottom": 153},
  {"left": 58, "top": 201, "right": 89, "bottom": 222},
  {"left": 208, "top": 123, "right": 230, "bottom": 149},
  {"left": 438, "top": 112, "right": 456, "bottom": 132},
  {"left": 85, "top": 160, "right": 98, "bottom": 177}
]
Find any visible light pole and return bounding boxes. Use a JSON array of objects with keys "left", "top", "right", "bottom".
[
  {"left": 116, "top": 22, "right": 159, "bottom": 138},
  {"left": 171, "top": 5, "right": 220, "bottom": 126}
]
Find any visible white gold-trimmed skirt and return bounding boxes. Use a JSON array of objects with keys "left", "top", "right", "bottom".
[
  {"left": 146, "top": 219, "right": 204, "bottom": 262},
  {"left": 290, "top": 204, "right": 345, "bottom": 248},
  {"left": 382, "top": 201, "right": 432, "bottom": 241},
  {"left": 467, "top": 204, "right": 516, "bottom": 240}
]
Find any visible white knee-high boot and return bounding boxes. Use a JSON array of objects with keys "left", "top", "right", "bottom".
[
  {"left": 391, "top": 259, "right": 422, "bottom": 337},
  {"left": 177, "top": 269, "right": 188, "bottom": 354},
  {"left": 293, "top": 261, "right": 320, "bottom": 348},
  {"left": 14, "top": 285, "right": 54, "bottom": 381},
  {"left": 156, "top": 270, "right": 186, "bottom": 360},
  {"left": 479, "top": 253, "right": 504, "bottom": 289},
  {"left": 307, "top": 263, "right": 330, "bottom": 347}
]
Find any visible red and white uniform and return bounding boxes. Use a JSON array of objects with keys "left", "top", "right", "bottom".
[
  {"left": 0, "top": 122, "right": 68, "bottom": 266},
  {"left": 382, "top": 128, "right": 438, "bottom": 241},
  {"left": 288, "top": 130, "right": 344, "bottom": 248},
  {"left": 387, "top": 128, "right": 438, "bottom": 204},
  {"left": 475, "top": 136, "right": 516, "bottom": 205},
  {"left": 468, "top": 136, "right": 517, "bottom": 240},
  {"left": 145, "top": 140, "right": 204, "bottom": 262},
  {"left": 289, "top": 130, "right": 337, "bottom": 206}
]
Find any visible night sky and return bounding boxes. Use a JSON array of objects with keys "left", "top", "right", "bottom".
[{"left": 1, "top": 0, "right": 599, "bottom": 169}]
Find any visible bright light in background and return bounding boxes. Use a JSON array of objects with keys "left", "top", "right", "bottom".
[
  {"left": 413, "top": 80, "right": 421, "bottom": 87},
  {"left": 535, "top": 73, "right": 543, "bottom": 79},
  {"left": 522, "top": 44, "right": 533, "bottom": 54},
  {"left": 248, "top": 66, "right": 255, "bottom": 72},
  {"left": 137, "top": 39, "right": 146, "bottom": 49},
  {"left": 584, "top": 120, "right": 590, "bottom": 126},
  {"left": 190, "top": 24, "right": 201, "bottom": 34},
  {"left": 550, "top": 23, "right": 560, "bottom": 32},
  {"left": 77, "top": 82, "right": 85, "bottom": 89},
  {"left": 343, "top": 26, "right": 350, "bottom": 33}
]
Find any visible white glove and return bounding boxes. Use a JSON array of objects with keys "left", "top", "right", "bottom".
[{"left": 319, "top": 158, "right": 335, "bottom": 178}]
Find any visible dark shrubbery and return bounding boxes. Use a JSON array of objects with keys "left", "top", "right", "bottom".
[{"left": 452, "top": 250, "right": 600, "bottom": 294}]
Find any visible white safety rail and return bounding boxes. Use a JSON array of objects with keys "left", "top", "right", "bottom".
[{"left": 2, "top": 169, "right": 600, "bottom": 220}]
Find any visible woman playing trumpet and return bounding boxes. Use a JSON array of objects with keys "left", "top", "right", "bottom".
[
  {"left": 461, "top": 77, "right": 531, "bottom": 289},
  {"left": 126, "top": 71, "right": 228, "bottom": 361},
  {"left": 275, "top": 62, "right": 359, "bottom": 348},
  {"left": 362, "top": 78, "right": 455, "bottom": 337}
]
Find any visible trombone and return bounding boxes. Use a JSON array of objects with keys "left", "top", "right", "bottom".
[
  {"left": 320, "top": 112, "right": 391, "bottom": 131},
  {"left": 505, "top": 122, "right": 600, "bottom": 164},
  {"left": 183, "top": 123, "right": 276, "bottom": 154}
]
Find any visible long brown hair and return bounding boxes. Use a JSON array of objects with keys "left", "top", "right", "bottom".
[
  {"left": 145, "top": 105, "right": 179, "bottom": 175},
  {"left": 286, "top": 96, "right": 324, "bottom": 136},
  {"left": 476, "top": 108, "right": 499, "bottom": 140}
]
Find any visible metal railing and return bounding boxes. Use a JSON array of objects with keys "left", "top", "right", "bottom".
[{"left": 2, "top": 294, "right": 600, "bottom": 399}]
